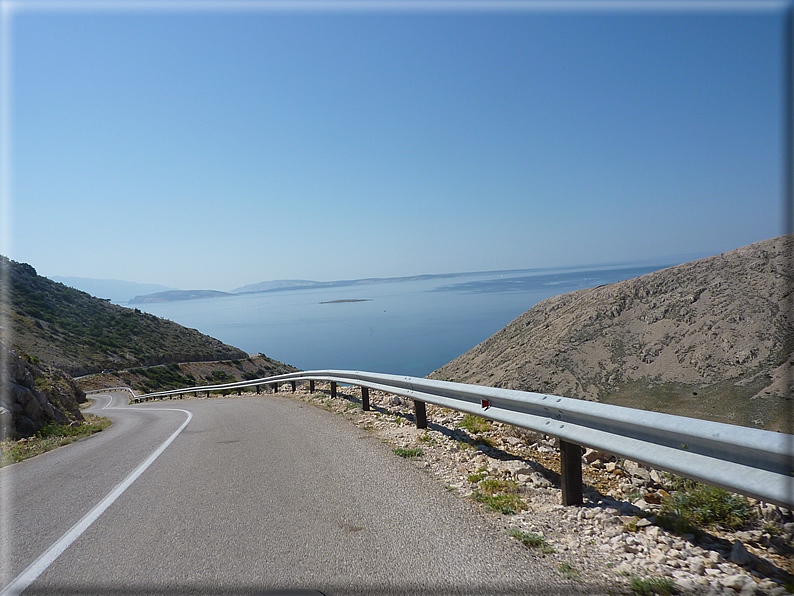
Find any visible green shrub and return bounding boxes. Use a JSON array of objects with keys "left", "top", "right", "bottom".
[
  {"left": 393, "top": 448, "right": 423, "bottom": 459},
  {"left": 207, "top": 370, "right": 233, "bottom": 383},
  {"left": 459, "top": 414, "right": 492, "bottom": 434},
  {"left": 509, "top": 529, "right": 553, "bottom": 552},
  {"left": 559, "top": 563, "right": 580, "bottom": 581},
  {"left": 471, "top": 476, "right": 525, "bottom": 514},
  {"left": 471, "top": 491, "right": 527, "bottom": 515},
  {"left": 661, "top": 482, "right": 754, "bottom": 531},
  {"left": 479, "top": 478, "right": 519, "bottom": 495},
  {"left": 631, "top": 576, "right": 679, "bottom": 595}
]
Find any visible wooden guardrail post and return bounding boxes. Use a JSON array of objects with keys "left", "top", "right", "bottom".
[
  {"left": 272, "top": 383, "right": 278, "bottom": 393},
  {"left": 291, "top": 381, "right": 296, "bottom": 392},
  {"left": 559, "top": 439, "right": 583, "bottom": 506},
  {"left": 256, "top": 385, "right": 260, "bottom": 394},
  {"left": 413, "top": 400, "right": 427, "bottom": 429},
  {"left": 361, "top": 386, "right": 370, "bottom": 411},
  {"left": 309, "top": 380, "right": 315, "bottom": 393},
  {"left": 331, "top": 382, "right": 337, "bottom": 398}
]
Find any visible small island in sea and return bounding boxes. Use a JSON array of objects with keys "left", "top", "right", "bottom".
[{"left": 320, "top": 299, "right": 373, "bottom": 304}]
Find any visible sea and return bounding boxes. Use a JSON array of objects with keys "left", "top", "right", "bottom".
[{"left": 132, "top": 261, "right": 683, "bottom": 378}]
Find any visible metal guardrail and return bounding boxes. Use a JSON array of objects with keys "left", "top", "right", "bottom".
[
  {"left": 127, "top": 369, "right": 794, "bottom": 509},
  {"left": 85, "top": 387, "right": 136, "bottom": 396}
]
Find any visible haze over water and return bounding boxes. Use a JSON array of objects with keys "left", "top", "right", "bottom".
[{"left": 134, "top": 261, "right": 681, "bottom": 378}]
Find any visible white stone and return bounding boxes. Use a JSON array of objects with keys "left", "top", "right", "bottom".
[
  {"left": 688, "top": 558, "right": 706, "bottom": 575},
  {"left": 650, "top": 550, "right": 667, "bottom": 564},
  {"left": 720, "top": 574, "right": 750, "bottom": 591},
  {"left": 645, "top": 525, "right": 661, "bottom": 539},
  {"left": 739, "top": 582, "right": 757, "bottom": 596},
  {"left": 678, "top": 579, "right": 697, "bottom": 593}
]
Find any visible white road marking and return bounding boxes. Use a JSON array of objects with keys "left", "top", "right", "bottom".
[{"left": 0, "top": 404, "right": 192, "bottom": 596}]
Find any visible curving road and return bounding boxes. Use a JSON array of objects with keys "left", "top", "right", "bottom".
[{"left": 1, "top": 392, "right": 597, "bottom": 595}]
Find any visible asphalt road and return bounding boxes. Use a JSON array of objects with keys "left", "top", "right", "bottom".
[{"left": 1, "top": 392, "right": 599, "bottom": 595}]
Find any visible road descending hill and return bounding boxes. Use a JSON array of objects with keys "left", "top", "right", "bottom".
[{"left": 429, "top": 235, "right": 793, "bottom": 432}]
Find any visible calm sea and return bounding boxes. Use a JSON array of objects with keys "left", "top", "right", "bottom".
[{"left": 134, "top": 262, "right": 677, "bottom": 378}]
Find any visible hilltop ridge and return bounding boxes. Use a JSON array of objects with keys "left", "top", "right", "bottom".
[
  {"left": 430, "top": 235, "right": 793, "bottom": 431},
  {"left": 1, "top": 256, "right": 249, "bottom": 376}
]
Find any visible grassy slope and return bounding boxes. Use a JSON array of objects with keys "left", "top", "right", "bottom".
[{"left": 2, "top": 257, "right": 248, "bottom": 376}]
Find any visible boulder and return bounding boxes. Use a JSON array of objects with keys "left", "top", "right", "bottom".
[{"left": 731, "top": 540, "right": 752, "bottom": 566}]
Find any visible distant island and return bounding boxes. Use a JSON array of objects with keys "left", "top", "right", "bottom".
[
  {"left": 128, "top": 262, "right": 697, "bottom": 305},
  {"left": 129, "top": 290, "right": 233, "bottom": 304},
  {"left": 320, "top": 299, "right": 373, "bottom": 304}
]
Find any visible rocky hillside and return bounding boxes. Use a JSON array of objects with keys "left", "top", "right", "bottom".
[
  {"left": 430, "top": 235, "right": 793, "bottom": 432},
  {"left": 1, "top": 341, "right": 85, "bottom": 437},
  {"left": 1, "top": 257, "right": 248, "bottom": 376}
]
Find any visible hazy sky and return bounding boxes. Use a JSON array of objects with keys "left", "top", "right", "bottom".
[{"left": 2, "top": 1, "right": 789, "bottom": 291}]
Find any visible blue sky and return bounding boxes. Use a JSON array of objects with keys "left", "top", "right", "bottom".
[{"left": 2, "top": 1, "right": 789, "bottom": 291}]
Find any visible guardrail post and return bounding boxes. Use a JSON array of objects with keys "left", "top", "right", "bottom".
[
  {"left": 361, "top": 386, "right": 370, "bottom": 411},
  {"left": 331, "top": 382, "right": 337, "bottom": 398},
  {"left": 256, "top": 385, "right": 260, "bottom": 394},
  {"left": 559, "top": 440, "right": 583, "bottom": 506},
  {"left": 237, "top": 388, "right": 241, "bottom": 395},
  {"left": 309, "top": 380, "right": 315, "bottom": 393},
  {"left": 413, "top": 400, "right": 427, "bottom": 429},
  {"left": 272, "top": 383, "right": 278, "bottom": 393},
  {"left": 291, "top": 381, "right": 296, "bottom": 392}
]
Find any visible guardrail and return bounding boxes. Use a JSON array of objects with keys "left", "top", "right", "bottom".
[
  {"left": 85, "top": 387, "right": 136, "bottom": 396},
  {"left": 128, "top": 370, "right": 794, "bottom": 509}
]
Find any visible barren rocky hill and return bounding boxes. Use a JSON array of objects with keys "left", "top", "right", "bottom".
[{"left": 429, "top": 235, "right": 793, "bottom": 432}]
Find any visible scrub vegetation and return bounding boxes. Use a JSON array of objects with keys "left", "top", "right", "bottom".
[
  {"left": 0, "top": 414, "right": 111, "bottom": 467},
  {"left": 2, "top": 256, "right": 247, "bottom": 376},
  {"left": 659, "top": 475, "right": 755, "bottom": 532},
  {"left": 471, "top": 477, "right": 527, "bottom": 515}
]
